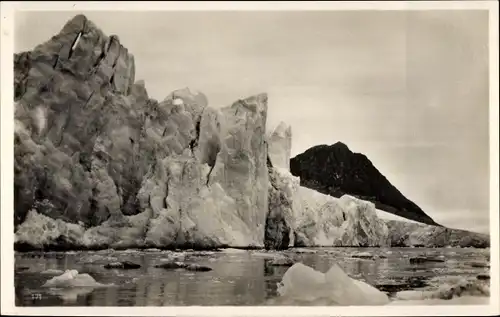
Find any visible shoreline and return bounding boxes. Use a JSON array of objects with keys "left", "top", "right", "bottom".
[{"left": 13, "top": 244, "right": 491, "bottom": 253}]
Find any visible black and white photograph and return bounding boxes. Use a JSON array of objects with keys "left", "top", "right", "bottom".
[{"left": 1, "top": 1, "right": 499, "bottom": 315}]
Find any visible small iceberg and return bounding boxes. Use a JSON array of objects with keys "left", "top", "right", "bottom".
[
  {"left": 275, "top": 262, "right": 389, "bottom": 305},
  {"left": 42, "top": 269, "right": 113, "bottom": 288}
]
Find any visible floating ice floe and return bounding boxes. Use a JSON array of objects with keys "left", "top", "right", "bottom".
[
  {"left": 159, "top": 252, "right": 187, "bottom": 261},
  {"left": 266, "top": 257, "right": 295, "bottom": 267},
  {"left": 220, "top": 248, "right": 247, "bottom": 254},
  {"left": 42, "top": 269, "right": 114, "bottom": 288},
  {"left": 351, "top": 252, "right": 375, "bottom": 260},
  {"left": 394, "top": 278, "right": 490, "bottom": 301},
  {"left": 188, "top": 250, "right": 217, "bottom": 257},
  {"left": 276, "top": 262, "right": 389, "bottom": 305},
  {"left": 388, "top": 296, "right": 489, "bottom": 306},
  {"left": 40, "top": 269, "right": 64, "bottom": 275},
  {"left": 290, "top": 248, "right": 317, "bottom": 254},
  {"left": 96, "top": 249, "right": 114, "bottom": 254},
  {"left": 144, "top": 248, "right": 163, "bottom": 252},
  {"left": 252, "top": 251, "right": 287, "bottom": 259},
  {"left": 81, "top": 254, "right": 118, "bottom": 264}
]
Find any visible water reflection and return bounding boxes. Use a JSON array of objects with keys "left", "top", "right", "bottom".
[{"left": 14, "top": 247, "right": 490, "bottom": 306}]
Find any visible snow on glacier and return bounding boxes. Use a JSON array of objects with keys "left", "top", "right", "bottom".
[{"left": 375, "top": 208, "right": 421, "bottom": 224}]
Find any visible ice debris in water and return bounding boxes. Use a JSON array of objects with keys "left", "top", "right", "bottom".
[
  {"left": 42, "top": 269, "right": 113, "bottom": 288},
  {"left": 149, "top": 248, "right": 164, "bottom": 252},
  {"left": 81, "top": 254, "right": 118, "bottom": 264},
  {"left": 276, "top": 262, "right": 389, "bottom": 305},
  {"left": 388, "top": 296, "right": 490, "bottom": 306},
  {"left": 351, "top": 251, "right": 375, "bottom": 260},
  {"left": 252, "top": 250, "right": 288, "bottom": 259},
  {"left": 40, "top": 269, "right": 64, "bottom": 275},
  {"left": 290, "top": 248, "right": 317, "bottom": 254},
  {"left": 394, "top": 278, "right": 490, "bottom": 301},
  {"left": 220, "top": 248, "right": 247, "bottom": 254}
]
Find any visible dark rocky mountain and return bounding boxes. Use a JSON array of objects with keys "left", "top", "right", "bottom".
[{"left": 290, "top": 142, "right": 441, "bottom": 226}]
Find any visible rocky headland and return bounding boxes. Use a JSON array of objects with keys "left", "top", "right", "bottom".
[{"left": 13, "top": 14, "right": 489, "bottom": 251}]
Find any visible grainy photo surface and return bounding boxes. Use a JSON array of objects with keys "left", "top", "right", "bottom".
[{"left": 1, "top": 1, "right": 499, "bottom": 315}]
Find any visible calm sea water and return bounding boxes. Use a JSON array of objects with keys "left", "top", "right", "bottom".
[{"left": 14, "top": 247, "right": 490, "bottom": 306}]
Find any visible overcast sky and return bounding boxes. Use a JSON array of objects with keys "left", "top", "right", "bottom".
[{"left": 14, "top": 10, "right": 490, "bottom": 233}]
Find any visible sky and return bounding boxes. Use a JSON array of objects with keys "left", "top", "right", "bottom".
[{"left": 14, "top": 10, "right": 491, "bottom": 234}]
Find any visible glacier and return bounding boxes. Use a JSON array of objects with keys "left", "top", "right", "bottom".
[{"left": 13, "top": 14, "right": 489, "bottom": 251}]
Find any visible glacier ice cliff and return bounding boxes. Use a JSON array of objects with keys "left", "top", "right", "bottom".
[
  {"left": 293, "top": 188, "right": 391, "bottom": 247},
  {"left": 265, "top": 164, "right": 299, "bottom": 250},
  {"left": 13, "top": 14, "right": 489, "bottom": 250},
  {"left": 267, "top": 121, "right": 292, "bottom": 170},
  {"left": 14, "top": 14, "right": 267, "bottom": 250},
  {"left": 265, "top": 123, "right": 391, "bottom": 248},
  {"left": 386, "top": 220, "right": 490, "bottom": 248}
]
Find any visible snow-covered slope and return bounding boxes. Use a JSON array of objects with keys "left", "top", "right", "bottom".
[{"left": 375, "top": 209, "right": 421, "bottom": 224}]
